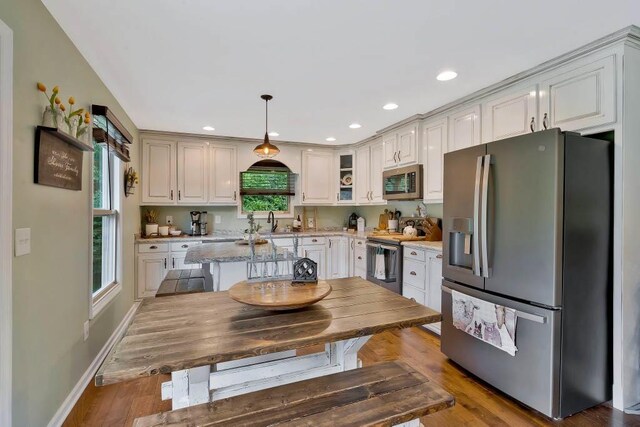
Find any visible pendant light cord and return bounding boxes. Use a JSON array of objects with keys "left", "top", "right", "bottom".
[{"left": 265, "top": 98, "right": 269, "bottom": 134}]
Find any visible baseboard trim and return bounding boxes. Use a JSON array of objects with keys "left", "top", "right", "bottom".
[{"left": 47, "top": 301, "right": 140, "bottom": 427}]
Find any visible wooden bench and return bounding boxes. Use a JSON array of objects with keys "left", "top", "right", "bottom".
[
  {"left": 133, "top": 360, "right": 454, "bottom": 427},
  {"left": 155, "top": 269, "right": 206, "bottom": 297}
]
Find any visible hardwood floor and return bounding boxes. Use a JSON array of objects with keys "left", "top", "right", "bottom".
[{"left": 64, "top": 327, "right": 639, "bottom": 427}]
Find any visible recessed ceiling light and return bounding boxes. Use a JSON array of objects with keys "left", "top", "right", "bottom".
[
  {"left": 436, "top": 70, "right": 458, "bottom": 81},
  {"left": 202, "top": 126, "right": 215, "bottom": 131},
  {"left": 349, "top": 123, "right": 362, "bottom": 129},
  {"left": 326, "top": 137, "right": 336, "bottom": 142},
  {"left": 268, "top": 132, "right": 279, "bottom": 137},
  {"left": 383, "top": 103, "right": 398, "bottom": 110}
]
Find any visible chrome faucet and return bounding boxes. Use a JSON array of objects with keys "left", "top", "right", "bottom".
[{"left": 267, "top": 211, "right": 278, "bottom": 232}]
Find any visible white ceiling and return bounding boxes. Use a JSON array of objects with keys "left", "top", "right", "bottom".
[{"left": 43, "top": 0, "right": 639, "bottom": 145}]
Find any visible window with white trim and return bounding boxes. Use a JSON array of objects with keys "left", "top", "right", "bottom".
[{"left": 92, "top": 140, "right": 120, "bottom": 296}]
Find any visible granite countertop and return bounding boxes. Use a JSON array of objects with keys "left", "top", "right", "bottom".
[
  {"left": 135, "top": 230, "right": 370, "bottom": 243},
  {"left": 401, "top": 240, "right": 443, "bottom": 252},
  {"left": 184, "top": 242, "right": 290, "bottom": 264}
]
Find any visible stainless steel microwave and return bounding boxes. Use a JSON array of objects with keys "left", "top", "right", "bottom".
[{"left": 382, "top": 164, "right": 423, "bottom": 200}]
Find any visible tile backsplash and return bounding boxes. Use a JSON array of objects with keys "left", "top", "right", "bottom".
[{"left": 140, "top": 202, "right": 442, "bottom": 235}]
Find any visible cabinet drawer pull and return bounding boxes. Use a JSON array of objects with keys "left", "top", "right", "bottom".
[
  {"left": 337, "top": 192, "right": 339, "bottom": 201},
  {"left": 233, "top": 190, "right": 237, "bottom": 201},
  {"left": 543, "top": 113, "right": 549, "bottom": 130},
  {"left": 172, "top": 258, "right": 175, "bottom": 268},
  {"left": 302, "top": 192, "right": 306, "bottom": 201},
  {"left": 436, "top": 254, "right": 443, "bottom": 259},
  {"left": 357, "top": 256, "right": 362, "bottom": 260},
  {"left": 397, "top": 150, "right": 401, "bottom": 161},
  {"left": 170, "top": 190, "right": 174, "bottom": 200},
  {"left": 530, "top": 117, "right": 535, "bottom": 132},
  {"left": 181, "top": 244, "right": 189, "bottom": 248},
  {"left": 357, "top": 241, "right": 362, "bottom": 245},
  {"left": 312, "top": 238, "right": 318, "bottom": 243},
  {"left": 178, "top": 190, "right": 181, "bottom": 200},
  {"left": 351, "top": 240, "right": 354, "bottom": 249},
  {"left": 164, "top": 258, "right": 167, "bottom": 268},
  {"left": 329, "top": 240, "right": 332, "bottom": 248},
  {"left": 410, "top": 251, "right": 417, "bottom": 255},
  {"left": 150, "top": 245, "right": 158, "bottom": 249},
  {"left": 410, "top": 271, "right": 417, "bottom": 276}
]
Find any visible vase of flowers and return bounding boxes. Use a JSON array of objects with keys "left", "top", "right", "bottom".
[
  {"left": 37, "top": 82, "right": 63, "bottom": 128},
  {"left": 144, "top": 210, "right": 159, "bottom": 237},
  {"left": 61, "top": 96, "right": 86, "bottom": 138}
]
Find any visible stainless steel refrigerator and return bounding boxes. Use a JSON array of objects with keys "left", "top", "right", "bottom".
[{"left": 441, "top": 129, "right": 612, "bottom": 419}]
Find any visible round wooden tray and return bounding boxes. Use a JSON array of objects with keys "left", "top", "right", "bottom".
[
  {"left": 235, "top": 239, "right": 268, "bottom": 245},
  {"left": 229, "top": 280, "right": 332, "bottom": 311}
]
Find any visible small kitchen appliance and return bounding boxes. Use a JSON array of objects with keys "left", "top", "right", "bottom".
[
  {"left": 348, "top": 213, "right": 358, "bottom": 230},
  {"left": 382, "top": 164, "right": 423, "bottom": 201},
  {"left": 190, "top": 211, "right": 208, "bottom": 236}
]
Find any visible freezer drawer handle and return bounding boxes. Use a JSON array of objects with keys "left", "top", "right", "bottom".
[{"left": 441, "top": 285, "right": 547, "bottom": 324}]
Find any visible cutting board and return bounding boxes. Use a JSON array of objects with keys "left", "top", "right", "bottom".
[{"left": 378, "top": 213, "right": 389, "bottom": 230}]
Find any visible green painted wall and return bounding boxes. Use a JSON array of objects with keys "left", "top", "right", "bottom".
[
  {"left": 0, "top": 1, "right": 140, "bottom": 425},
  {"left": 141, "top": 202, "right": 442, "bottom": 234}
]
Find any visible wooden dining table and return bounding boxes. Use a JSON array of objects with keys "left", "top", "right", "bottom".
[{"left": 96, "top": 277, "right": 441, "bottom": 412}]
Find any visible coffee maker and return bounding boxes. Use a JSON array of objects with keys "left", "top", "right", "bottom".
[
  {"left": 348, "top": 213, "right": 358, "bottom": 230},
  {"left": 190, "top": 211, "right": 208, "bottom": 236}
]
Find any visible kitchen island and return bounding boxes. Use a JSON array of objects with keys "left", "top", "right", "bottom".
[{"left": 184, "top": 241, "right": 289, "bottom": 291}]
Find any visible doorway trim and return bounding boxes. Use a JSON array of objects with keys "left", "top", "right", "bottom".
[{"left": 0, "top": 18, "right": 13, "bottom": 427}]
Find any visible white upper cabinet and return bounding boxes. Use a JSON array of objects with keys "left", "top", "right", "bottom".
[
  {"left": 369, "top": 141, "right": 386, "bottom": 204},
  {"left": 301, "top": 150, "right": 334, "bottom": 204},
  {"left": 142, "top": 139, "right": 177, "bottom": 204},
  {"left": 209, "top": 145, "right": 238, "bottom": 205},
  {"left": 482, "top": 86, "right": 538, "bottom": 143},
  {"left": 396, "top": 124, "right": 419, "bottom": 166},
  {"left": 177, "top": 141, "right": 208, "bottom": 204},
  {"left": 539, "top": 55, "right": 615, "bottom": 132},
  {"left": 382, "top": 133, "right": 398, "bottom": 169},
  {"left": 355, "top": 145, "right": 371, "bottom": 204},
  {"left": 336, "top": 151, "right": 355, "bottom": 204},
  {"left": 449, "top": 105, "right": 481, "bottom": 152},
  {"left": 421, "top": 117, "right": 448, "bottom": 203},
  {"left": 382, "top": 123, "right": 419, "bottom": 169}
]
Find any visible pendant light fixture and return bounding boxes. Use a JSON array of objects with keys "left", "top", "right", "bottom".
[{"left": 253, "top": 94, "right": 280, "bottom": 158}]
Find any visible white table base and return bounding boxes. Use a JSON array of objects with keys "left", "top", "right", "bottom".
[{"left": 160, "top": 335, "right": 420, "bottom": 426}]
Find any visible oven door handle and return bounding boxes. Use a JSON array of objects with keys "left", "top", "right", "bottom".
[{"left": 366, "top": 242, "right": 399, "bottom": 251}]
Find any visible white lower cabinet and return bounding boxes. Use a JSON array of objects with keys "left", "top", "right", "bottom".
[
  {"left": 351, "top": 237, "right": 367, "bottom": 279},
  {"left": 302, "top": 243, "right": 327, "bottom": 280},
  {"left": 216, "top": 261, "right": 248, "bottom": 291},
  {"left": 137, "top": 253, "right": 168, "bottom": 298},
  {"left": 327, "top": 236, "right": 349, "bottom": 279},
  {"left": 402, "top": 246, "right": 443, "bottom": 334},
  {"left": 136, "top": 241, "right": 202, "bottom": 299}
]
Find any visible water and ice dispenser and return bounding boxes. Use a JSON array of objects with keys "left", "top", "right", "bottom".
[{"left": 448, "top": 217, "right": 474, "bottom": 270}]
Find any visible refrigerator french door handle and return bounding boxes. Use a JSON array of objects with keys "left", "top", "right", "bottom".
[
  {"left": 473, "top": 156, "right": 483, "bottom": 276},
  {"left": 441, "top": 285, "right": 547, "bottom": 324},
  {"left": 481, "top": 154, "right": 491, "bottom": 278}
]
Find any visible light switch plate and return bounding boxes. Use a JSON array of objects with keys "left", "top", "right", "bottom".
[
  {"left": 15, "top": 228, "right": 31, "bottom": 257},
  {"left": 215, "top": 215, "right": 221, "bottom": 224}
]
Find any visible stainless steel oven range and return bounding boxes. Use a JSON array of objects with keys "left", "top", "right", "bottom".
[{"left": 365, "top": 237, "right": 402, "bottom": 294}]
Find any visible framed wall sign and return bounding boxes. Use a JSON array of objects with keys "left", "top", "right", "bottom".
[{"left": 34, "top": 126, "right": 90, "bottom": 191}]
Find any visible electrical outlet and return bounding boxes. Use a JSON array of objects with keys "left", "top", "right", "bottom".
[
  {"left": 215, "top": 215, "right": 221, "bottom": 224},
  {"left": 83, "top": 320, "right": 90, "bottom": 341},
  {"left": 166, "top": 216, "right": 173, "bottom": 225}
]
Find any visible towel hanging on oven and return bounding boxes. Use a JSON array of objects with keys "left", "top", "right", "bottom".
[
  {"left": 374, "top": 246, "right": 386, "bottom": 280},
  {"left": 451, "top": 289, "right": 518, "bottom": 356}
]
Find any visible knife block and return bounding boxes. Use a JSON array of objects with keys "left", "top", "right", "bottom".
[{"left": 424, "top": 217, "right": 443, "bottom": 241}]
